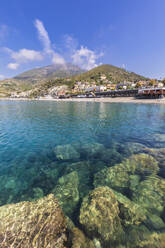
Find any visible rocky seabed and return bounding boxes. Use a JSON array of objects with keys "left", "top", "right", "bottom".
[{"left": 0, "top": 136, "right": 165, "bottom": 247}]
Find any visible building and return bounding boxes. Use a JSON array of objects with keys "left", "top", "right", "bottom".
[{"left": 138, "top": 87, "right": 165, "bottom": 97}]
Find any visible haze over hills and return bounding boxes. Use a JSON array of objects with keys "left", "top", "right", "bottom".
[
  {"left": 0, "top": 63, "right": 149, "bottom": 97},
  {"left": 13, "top": 63, "right": 85, "bottom": 83}
]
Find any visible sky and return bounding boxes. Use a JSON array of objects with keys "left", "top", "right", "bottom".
[{"left": 0, "top": 0, "right": 165, "bottom": 79}]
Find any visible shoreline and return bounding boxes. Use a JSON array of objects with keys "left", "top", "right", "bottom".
[{"left": 1, "top": 96, "right": 165, "bottom": 104}]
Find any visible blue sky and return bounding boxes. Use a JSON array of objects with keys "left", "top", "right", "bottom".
[{"left": 0, "top": 0, "right": 165, "bottom": 79}]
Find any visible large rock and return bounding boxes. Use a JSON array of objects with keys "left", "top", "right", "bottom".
[
  {"left": 54, "top": 144, "right": 80, "bottom": 160},
  {"left": 144, "top": 147, "right": 165, "bottom": 162},
  {"left": 100, "top": 148, "right": 123, "bottom": 165},
  {"left": 0, "top": 194, "right": 67, "bottom": 248},
  {"left": 120, "top": 142, "right": 146, "bottom": 156},
  {"left": 123, "top": 153, "right": 159, "bottom": 176},
  {"left": 94, "top": 153, "right": 159, "bottom": 193},
  {"left": 137, "top": 232, "right": 165, "bottom": 248},
  {"left": 145, "top": 213, "right": 165, "bottom": 230},
  {"left": 78, "top": 142, "right": 104, "bottom": 159},
  {"left": 64, "top": 161, "right": 92, "bottom": 199},
  {"left": 94, "top": 163, "right": 130, "bottom": 193},
  {"left": 70, "top": 228, "right": 95, "bottom": 248},
  {"left": 132, "top": 176, "right": 165, "bottom": 215},
  {"left": 113, "top": 190, "right": 147, "bottom": 227},
  {"left": 52, "top": 171, "right": 79, "bottom": 217},
  {"left": 79, "top": 187, "right": 123, "bottom": 247}
]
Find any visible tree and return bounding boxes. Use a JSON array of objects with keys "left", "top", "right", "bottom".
[
  {"left": 162, "top": 78, "right": 165, "bottom": 86},
  {"left": 149, "top": 79, "right": 157, "bottom": 87}
]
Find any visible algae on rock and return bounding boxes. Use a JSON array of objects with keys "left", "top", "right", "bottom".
[
  {"left": 54, "top": 144, "right": 80, "bottom": 160},
  {"left": 132, "top": 176, "right": 165, "bottom": 215},
  {"left": 94, "top": 163, "right": 130, "bottom": 193},
  {"left": 0, "top": 194, "right": 67, "bottom": 248},
  {"left": 112, "top": 190, "right": 147, "bottom": 227},
  {"left": 52, "top": 171, "right": 79, "bottom": 217},
  {"left": 79, "top": 186, "right": 124, "bottom": 247},
  {"left": 64, "top": 161, "right": 92, "bottom": 199},
  {"left": 94, "top": 153, "right": 159, "bottom": 193}
]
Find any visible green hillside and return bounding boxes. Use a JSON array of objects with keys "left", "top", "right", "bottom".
[
  {"left": 29, "top": 64, "right": 149, "bottom": 98},
  {"left": 72, "top": 64, "right": 148, "bottom": 83},
  {"left": 0, "top": 63, "right": 85, "bottom": 96}
]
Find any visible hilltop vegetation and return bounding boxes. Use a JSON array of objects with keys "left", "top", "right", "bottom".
[{"left": 72, "top": 64, "right": 148, "bottom": 83}]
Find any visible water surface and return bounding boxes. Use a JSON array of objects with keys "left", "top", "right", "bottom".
[{"left": 0, "top": 100, "right": 165, "bottom": 246}]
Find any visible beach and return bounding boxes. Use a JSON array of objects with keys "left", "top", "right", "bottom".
[{"left": 1, "top": 96, "right": 165, "bottom": 104}]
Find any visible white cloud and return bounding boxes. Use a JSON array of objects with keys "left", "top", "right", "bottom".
[
  {"left": 7, "top": 48, "right": 43, "bottom": 63},
  {"left": 34, "top": 19, "right": 51, "bottom": 54},
  {"left": 7, "top": 63, "right": 19, "bottom": 70},
  {"left": 2, "top": 20, "right": 104, "bottom": 73},
  {"left": 64, "top": 35, "right": 78, "bottom": 51},
  {"left": 72, "top": 46, "right": 103, "bottom": 70},
  {"left": 0, "top": 74, "right": 6, "bottom": 80},
  {"left": 5, "top": 48, "right": 43, "bottom": 70},
  {"left": 34, "top": 19, "right": 65, "bottom": 65}
]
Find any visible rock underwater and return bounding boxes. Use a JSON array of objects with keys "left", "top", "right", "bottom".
[
  {"left": 54, "top": 144, "right": 80, "bottom": 161},
  {"left": 79, "top": 186, "right": 124, "bottom": 247},
  {"left": 94, "top": 153, "right": 159, "bottom": 193},
  {"left": 0, "top": 194, "right": 67, "bottom": 248},
  {"left": 52, "top": 171, "right": 79, "bottom": 217}
]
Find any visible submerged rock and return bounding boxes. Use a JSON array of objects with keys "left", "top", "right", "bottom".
[
  {"left": 0, "top": 175, "right": 28, "bottom": 205},
  {"left": 54, "top": 144, "right": 80, "bottom": 160},
  {"left": 70, "top": 227, "right": 95, "bottom": 248},
  {"left": 120, "top": 142, "right": 147, "bottom": 156},
  {"left": 0, "top": 194, "right": 67, "bottom": 248},
  {"left": 32, "top": 187, "right": 44, "bottom": 199},
  {"left": 125, "top": 225, "right": 151, "bottom": 247},
  {"left": 145, "top": 213, "right": 165, "bottom": 230},
  {"left": 124, "top": 153, "right": 159, "bottom": 176},
  {"left": 144, "top": 147, "right": 165, "bottom": 162},
  {"left": 113, "top": 190, "right": 147, "bottom": 227},
  {"left": 94, "top": 153, "right": 159, "bottom": 193},
  {"left": 78, "top": 142, "right": 104, "bottom": 159},
  {"left": 79, "top": 186, "right": 123, "bottom": 247},
  {"left": 129, "top": 175, "right": 141, "bottom": 192},
  {"left": 137, "top": 232, "right": 165, "bottom": 248},
  {"left": 132, "top": 176, "right": 165, "bottom": 215},
  {"left": 100, "top": 148, "right": 123, "bottom": 165},
  {"left": 52, "top": 171, "right": 79, "bottom": 217},
  {"left": 94, "top": 163, "right": 130, "bottom": 193},
  {"left": 64, "top": 161, "right": 92, "bottom": 199}
]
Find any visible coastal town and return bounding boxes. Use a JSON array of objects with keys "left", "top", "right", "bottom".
[{"left": 9, "top": 75, "right": 165, "bottom": 99}]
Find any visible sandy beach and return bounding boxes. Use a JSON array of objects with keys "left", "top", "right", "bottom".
[{"left": 1, "top": 97, "right": 165, "bottom": 104}]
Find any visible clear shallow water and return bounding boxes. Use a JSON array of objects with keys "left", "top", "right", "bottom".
[{"left": 0, "top": 100, "right": 165, "bottom": 246}]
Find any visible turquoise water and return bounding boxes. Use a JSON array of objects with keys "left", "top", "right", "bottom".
[{"left": 0, "top": 100, "right": 165, "bottom": 246}]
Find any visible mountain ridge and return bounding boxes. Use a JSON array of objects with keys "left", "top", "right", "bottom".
[{"left": 0, "top": 63, "right": 149, "bottom": 97}]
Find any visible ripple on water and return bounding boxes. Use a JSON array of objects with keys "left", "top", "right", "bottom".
[{"left": 0, "top": 101, "right": 165, "bottom": 247}]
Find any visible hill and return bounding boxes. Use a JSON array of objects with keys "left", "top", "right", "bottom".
[
  {"left": 0, "top": 63, "right": 85, "bottom": 96},
  {"left": 14, "top": 63, "right": 85, "bottom": 83},
  {"left": 72, "top": 64, "right": 148, "bottom": 83},
  {"left": 28, "top": 64, "right": 149, "bottom": 98}
]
